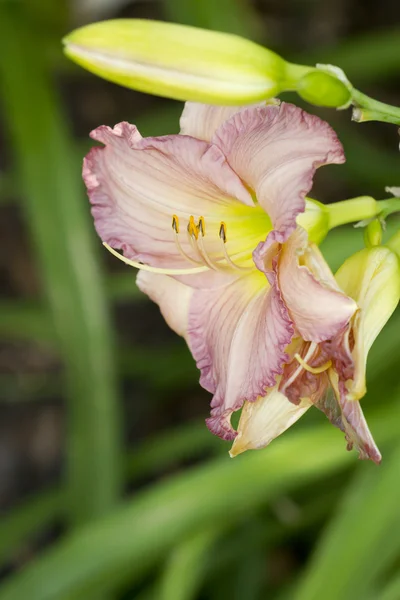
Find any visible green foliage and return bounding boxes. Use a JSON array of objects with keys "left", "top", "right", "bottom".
[
  {"left": 0, "top": 1, "right": 122, "bottom": 525},
  {"left": 0, "top": 1, "right": 399, "bottom": 600}
]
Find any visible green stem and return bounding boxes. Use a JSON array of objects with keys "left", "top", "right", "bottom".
[
  {"left": 326, "top": 196, "right": 400, "bottom": 229},
  {"left": 327, "top": 196, "right": 378, "bottom": 228},
  {"left": 352, "top": 89, "right": 400, "bottom": 125}
]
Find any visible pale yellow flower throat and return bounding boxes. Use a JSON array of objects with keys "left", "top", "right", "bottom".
[{"left": 172, "top": 214, "right": 251, "bottom": 272}]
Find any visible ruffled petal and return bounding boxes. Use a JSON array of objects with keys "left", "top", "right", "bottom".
[
  {"left": 136, "top": 271, "right": 192, "bottom": 339},
  {"left": 180, "top": 102, "right": 265, "bottom": 142},
  {"left": 187, "top": 270, "right": 294, "bottom": 440},
  {"left": 316, "top": 371, "right": 381, "bottom": 464},
  {"left": 84, "top": 122, "right": 265, "bottom": 269},
  {"left": 277, "top": 228, "right": 357, "bottom": 342},
  {"left": 230, "top": 388, "right": 312, "bottom": 456},
  {"left": 212, "top": 103, "right": 345, "bottom": 246}
]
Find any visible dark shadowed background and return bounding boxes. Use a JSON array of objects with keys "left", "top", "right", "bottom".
[{"left": 0, "top": 1, "right": 399, "bottom": 599}]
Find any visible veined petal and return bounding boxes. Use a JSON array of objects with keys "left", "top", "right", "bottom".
[
  {"left": 335, "top": 246, "right": 400, "bottom": 400},
  {"left": 230, "top": 388, "right": 312, "bottom": 456},
  {"left": 63, "top": 19, "right": 288, "bottom": 104},
  {"left": 84, "top": 122, "right": 272, "bottom": 268},
  {"left": 212, "top": 103, "right": 345, "bottom": 245},
  {"left": 277, "top": 228, "right": 357, "bottom": 342},
  {"left": 188, "top": 269, "right": 294, "bottom": 440},
  {"left": 317, "top": 370, "right": 381, "bottom": 464},
  {"left": 180, "top": 102, "right": 266, "bottom": 142}
]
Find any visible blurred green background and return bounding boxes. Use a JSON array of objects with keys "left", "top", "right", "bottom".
[{"left": 0, "top": 1, "right": 399, "bottom": 599}]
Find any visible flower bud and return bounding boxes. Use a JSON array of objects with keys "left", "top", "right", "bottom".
[
  {"left": 335, "top": 246, "right": 400, "bottom": 400},
  {"left": 297, "top": 198, "right": 330, "bottom": 244},
  {"left": 364, "top": 219, "right": 383, "bottom": 248},
  {"left": 296, "top": 70, "right": 351, "bottom": 108},
  {"left": 63, "top": 19, "right": 291, "bottom": 104}
]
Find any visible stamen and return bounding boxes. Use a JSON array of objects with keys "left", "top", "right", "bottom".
[
  {"left": 294, "top": 353, "right": 332, "bottom": 374},
  {"left": 186, "top": 218, "right": 205, "bottom": 263},
  {"left": 281, "top": 343, "right": 318, "bottom": 393},
  {"left": 219, "top": 222, "right": 227, "bottom": 243},
  {"left": 187, "top": 215, "right": 199, "bottom": 240},
  {"left": 188, "top": 214, "right": 225, "bottom": 272},
  {"left": 172, "top": 215, "right": 203, "bottom": 266},
  {"left": 103, "top": 242, "right": 208, "bottom": 275},
  {"left": 172, "top": 214, "right": 180, "bottom": 234},
  {"left": 198, "top": 216, "right": 206, "bottom": 236},
  {"left": 196, "top": 234, "right": 221, "bottom": 271},
  {"left": 219, "top": 221, "right": 253, "bottom": 272}
]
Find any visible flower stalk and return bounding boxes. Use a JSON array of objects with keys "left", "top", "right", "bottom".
[
  {"left": 352, "top": 89, "right": 400, "bottom": 126},
  {"left": 325, "top": 195, "right": 400, "bottom": 230}
]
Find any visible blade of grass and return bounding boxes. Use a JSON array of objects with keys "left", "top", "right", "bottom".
[
  {"left": 0, "top": 273, "right": 143, "bottom": 342},
  {"left": 158, "top": 528, "right": 218, "bottom": 600},
  {"left": 0, "top": 2, "right": 121, "bottom": 524},
  {"left": 0, "top": 391, "right": 398, "bottom": 574},
  {"left": 293, "top": 443, "right": 400, "bottom": 600},
  {"left": 0, "top": 490, "right": 64, "bottom": 565},
  {"left": 0, "top": 418, "right": 221, "bottom": 570},
  {"left": 0, "top": 402, "right": 399, "bottom": 600},
  {"left": 0, "top": 301, "right": 55, "bottom": 341},
  {"left": 377, "top": 574, "right": 400, "bottom": 600}
]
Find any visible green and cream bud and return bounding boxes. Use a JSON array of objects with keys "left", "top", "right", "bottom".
[
  {"left": 296, "top": 70, "right": 352, "bottom": 108},
  {"left": 63, "top": 19, "right": 298, "bottom": 104},
  {"left": 335, "top": 245, "right": 400, "bottom": 401}
]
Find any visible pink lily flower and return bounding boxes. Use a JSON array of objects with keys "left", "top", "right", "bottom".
[
  {"left": 83, "top": 101, "right": 356, "bottom": 443},
  {"left": 231, "top": 229, "right": 383, "bottom": 463}
]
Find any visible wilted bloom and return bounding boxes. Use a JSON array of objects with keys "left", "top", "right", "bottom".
[
  {"left": 64, "top": 19, "right": 351, "bottom": 107},
  {"left": 232, "top": 242, "right": 400, "bottom": 463},
  {"left": 83, "top": 101, "right": 356, "bottom": 443}
]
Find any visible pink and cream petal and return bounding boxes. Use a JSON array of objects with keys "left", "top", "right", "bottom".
[
  {"left": 136, "top": 271, "right": 193, "bottom": 339},
  {"left": 277, "top": 228, "right": 357, "bottom": 342},
  {"left": 84, "top": 122, "right": 257, "bottom": 269},
  {"left": 316, "top": 370, "right": 381, "bottom": 464},
  {"left": 230, "top": 389, "right": 312, "bottom": 456},
  {"left": 188, "top": 269, "right": 294, "bottom": 440},
  {"left": 179, "top": 101, "right": 266, "bottom": 142},
  {"left": 340, "top": 397, "right": 381, "bottom": 464},
  {"left": 212, "top": 102, "right": 345, "bottom": 247}
]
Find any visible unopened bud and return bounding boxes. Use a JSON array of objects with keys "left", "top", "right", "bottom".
[
  {"left": 336, "top": 246, "right": 400, "bottom": 400},
  {"left": 297, "top": 70, "right": 351, "bottom": 108},
  {"left": 364, "top": 219, "right": 383, "bottom": 248},
  {"left": 63, "top": 19, "right": 289, "bottom": 104}
]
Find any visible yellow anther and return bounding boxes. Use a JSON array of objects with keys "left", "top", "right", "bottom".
[
  {"left": 172, "top": 214, "right": 180, "bottom": 233},
  {"left": 294, "top": 353, "right": 332, "bottom": 375},
  {"left": 187, "top": 215, "right": 199, "bottom": 240},
  {"left": 198, "top": 216, "right": 206, "bottom": 236},
  {"left": 219, "top": 222, "right": 227, "bottom": 243}
]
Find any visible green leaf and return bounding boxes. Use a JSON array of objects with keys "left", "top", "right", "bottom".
[
  {"left": 293, "top": 440, "right": 400, "bottom": 600},
  {"left": 158, "top": 528, "right": 218, "bottom": 600},
  {"left": 0, "top": 2, "right": 122, "bottom": 524},
  {"left": 0, "top": 490, "right": 63, "bottom": 565},
  {"left": 0, "top": 406, "right": 398, "bottom": 600}
]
